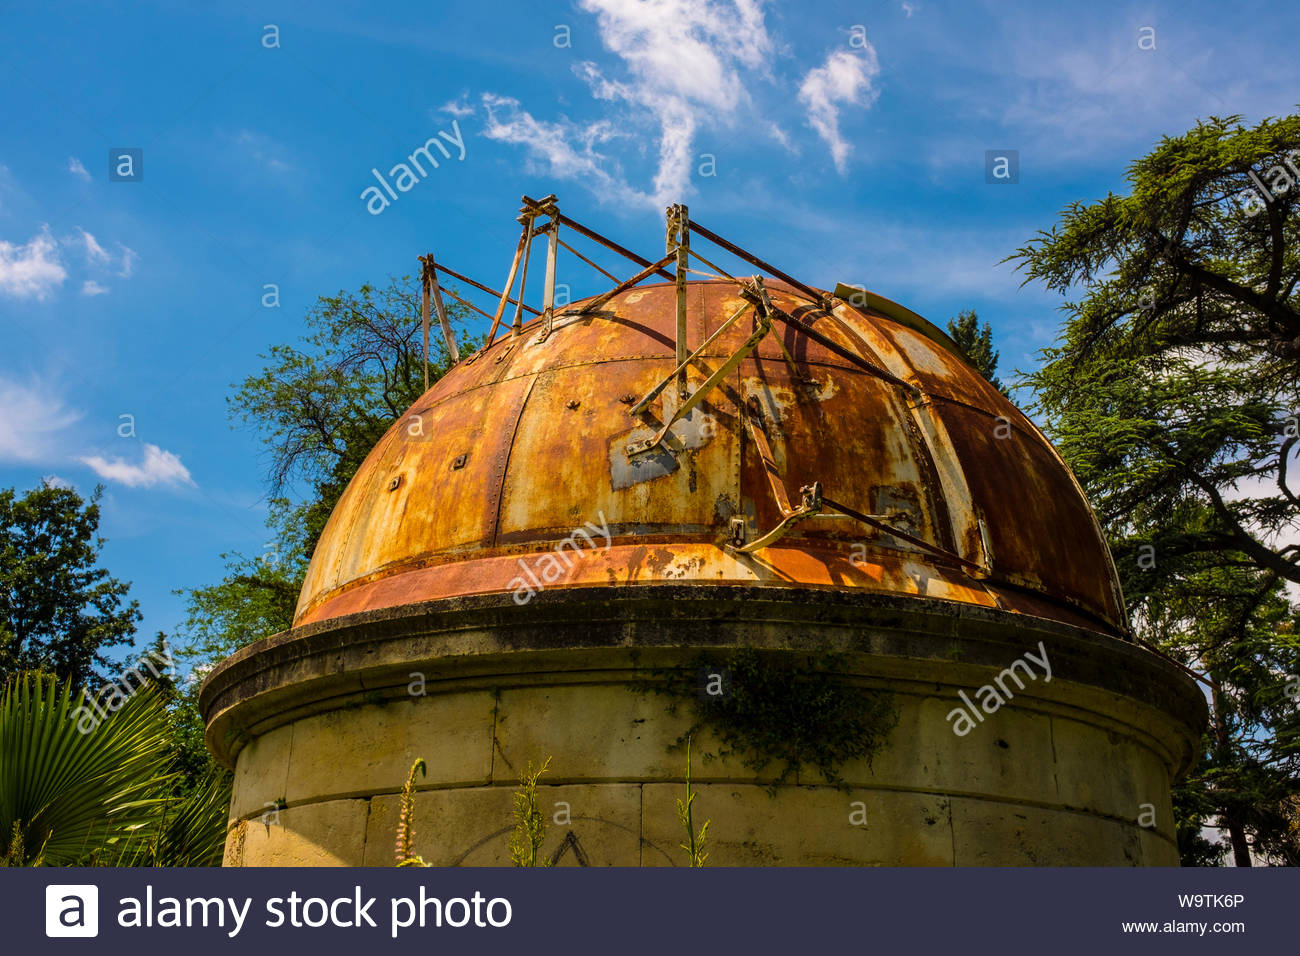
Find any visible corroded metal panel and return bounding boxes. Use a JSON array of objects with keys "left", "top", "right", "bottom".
[{"left": 295, "top": 276, "right": 1126, "bottom": 636}]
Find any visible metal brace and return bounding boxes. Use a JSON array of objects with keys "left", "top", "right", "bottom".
[
  {"left": 626, "top": 276, "right": 775, "bottom": 457},
  {"left": 532, "top": 196, "right": 562, "bottom": 344},
  {"left": 734, "top": 404, "right": 991, "bottom": 577}
]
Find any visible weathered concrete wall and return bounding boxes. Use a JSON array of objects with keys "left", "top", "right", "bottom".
[{"left": 205, "top": 587, "right": 1204, "bottom": 867}]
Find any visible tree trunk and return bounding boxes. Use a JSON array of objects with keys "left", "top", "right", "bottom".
[{"left": 1212, "top": 683, "right": 1252, "bottom": 867}]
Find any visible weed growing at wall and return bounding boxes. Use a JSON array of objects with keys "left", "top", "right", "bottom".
[
  {"left": 509, "top": 757, "right": 553, "bottom": 867},
  {"left": 643, "top": 647, "right": 898, "bottom": 790},
  {"left": 395, "top": 759, "right": 429, "bottom": 867},
  {"left": 676, "top": 736, "right": 709, "bottom": 867}
]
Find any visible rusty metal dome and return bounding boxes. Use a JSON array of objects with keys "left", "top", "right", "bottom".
[{"left": 295, "top": 206, "right": 1125, "bottom": 636}]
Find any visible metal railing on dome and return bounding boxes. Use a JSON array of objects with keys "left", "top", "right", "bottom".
[{"left": 414, "top": 193, "right": 998, "bottom": 579}]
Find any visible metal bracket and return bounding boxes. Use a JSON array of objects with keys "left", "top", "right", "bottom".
[
  {"left": 734, "top": 403, "right": 991, "bottom": 576},
  {"left": 626, "top": 277, "right": 774, "bottom": 458}
]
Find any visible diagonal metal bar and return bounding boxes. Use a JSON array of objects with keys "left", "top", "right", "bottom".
[
  {"left": 436, "top": 284, "right": 500, "bottom": 323},
  {"left": 556, "top": 235, "right": 620, "bottom": 283},
  {"left": 428, "top": 260, "right": 540, "bottom": 316},
  {"left": 522, "top": 195, "right": 675, "bottom": 281},
  {"left": 511, "top": 215, "right": 537, "bottom": 335},
  {"left": 769, "top": 307, "right": 920, "bottom": 397},
  {"left": 485, "top": 217, "right": 532, "bottom": 346},
  {"left": 629, "top": 300, "right": 752, "bottom": 417},
  {"left": 578, "top": 252, "right": 677, "bottom": 316},
  {"left": 628, "top": 278, "right": 773, "bottom": 456},
  {"left": 686, "top": 245, "right": 737, "bottom": 282},
  {"left": 426, "top": 260, "right": 460, "bottom": 365},
  {"left": 821, "top": 494, "right": 989, "bottom": 575},
  {"left": 689, "top": 219, "right": 827, "bottom": 305}
]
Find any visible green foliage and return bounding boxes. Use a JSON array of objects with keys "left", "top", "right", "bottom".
[
  {"left": 509, "top": 756, "right": 552, "bottom": 867},
  {"left": 174, "top": 501, "right": 304, "bottom": 669},
  {"left": 675, "top": 736, "right": 709, "bottom": 867},
  {"left": 228, "top": 275, "right": 476, "bottom": 563},
  {"left": 176, "top": 276, "right": 476, "bottom": 673},
  {"left": 0, "top": 482, "right": 140, "bottom": 687},
  {"left": 1013, "top": 111, "right": 1300, "bottom": 864},
  {"left": 0, "top": 672, "right": 172, "bottom": 865},
  {"left": 946, "top": 309, "right": 1006, "bottom": 394},
  {"left": 1012, "top": 112, "right": 1300, "bottom": 588},
  {"left": 96, "top": 768, "right": 232, "bottom": 867},
  {"left": 646, "top": 648, "right": 898, "bottom": 790}
]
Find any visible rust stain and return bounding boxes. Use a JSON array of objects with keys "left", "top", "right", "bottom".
[{"left": 295, "top": 278, "right": 1126, "bottom": 636}]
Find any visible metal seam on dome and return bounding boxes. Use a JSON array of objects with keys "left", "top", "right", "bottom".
[{"left": 487, "top": 373, "right": 538, "bottom": 550}]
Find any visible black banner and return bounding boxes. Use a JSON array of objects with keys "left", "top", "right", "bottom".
[{"left": 5, "top": 867, "right": 1291, "bottom": 954}]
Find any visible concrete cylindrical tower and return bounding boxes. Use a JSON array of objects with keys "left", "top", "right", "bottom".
[{"left": 202, "top": 276, "right": 1205, "bottom": 866}]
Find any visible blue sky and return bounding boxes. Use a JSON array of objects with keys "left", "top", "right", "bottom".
[{"left": 1, "top": 0, "right": 1297, "bottom": 654}]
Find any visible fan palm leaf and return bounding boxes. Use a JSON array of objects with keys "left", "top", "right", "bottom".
[{"left": 0, "top": 672, "right": 174, "bottom": 865}]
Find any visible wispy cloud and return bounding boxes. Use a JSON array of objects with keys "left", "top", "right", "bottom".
[
  {"left": 484, "top": 0, "right": 779, "bottom": 209},
  {"left": 0, "top": 376, "right": 192, "bottom": 490},
  {"left": 64, "top": 228, "right": 137, "bottom": 288},
  {"left": 0, "top": 226, "right": 67, "bottom": 300},
  {"left": 481, "top": 0, "right": 889, "bottom": 207},
  {"left": 235, "top": 129, "right": 294, "bottom": 173},
  {"left": 117, "top": 244, "right": 138, "bottom": 278},
  {"left": 481, "top": 93, "right": 649, "bottom": 206},
  {"left": 67, "top": 156, "right": 91, "bottom": 181},
  {"left": 81, "top": 442, "right": 195, "bottom": 489},
  {"left": 440, "top": 97, "right": 475, "bottom": 118},
  {"left": 77, "top": 227, "right": 110, "bottom": 265},
  {"left": 576, "top": 0, "right": 772, "bottom": 205},
  {"left": 798, "top": 48, "right": 881, "bottom": 174},
  {"left": 0, "top": 376, "right": 82, "bottom": 463}
]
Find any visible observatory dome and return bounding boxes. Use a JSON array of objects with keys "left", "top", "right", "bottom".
[
  {"left": 204, "top": 202, "right": 1205, "bottom": 868},
  {"left": 295, "top": 278, "right": 1125, "bottom": 636}
]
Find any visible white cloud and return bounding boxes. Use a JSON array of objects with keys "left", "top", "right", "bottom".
[
  {"left": 798, "top": 48, "right": 881, "bottom": 174},
  {"left": 901, "top": 1, "right": 917, "bottom": 17},
  {"left": 0, "top": 376, "right": 82, "bottom": 463},
  {"left": 481, "top": 94, "right": 650, "bottom": 206},
  {"left": 484, "top": 0, "right": 777, "bottom": 209},
  {"left": 78, "top": 228, "right": 110, "bottom": 264},
  {"left": 440, "top": 97, "right": 475, "bottom": 118},
  {"left": 572, "top": 0, "right": 773, "bottom": 206},
  {"left": 765, "top": 121, "right": 798, "bottom": 154},
  {"left": 117, "top": 244, "right": 138, "bottom": 278},
  {"left": 80, "top": 442, "right": 195, "bottom": 489},
  {"left": 65, "top": 229, "right": 136, "bottom": 280},
  {"left": 67, "top": 157, "right": 91, "bottom": 181},
  {"left": 81, "top": 279, "right": 109, "bottom": 296},
  {"left": 0, "top": 226, "right": 67, "bottom": 300}
]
